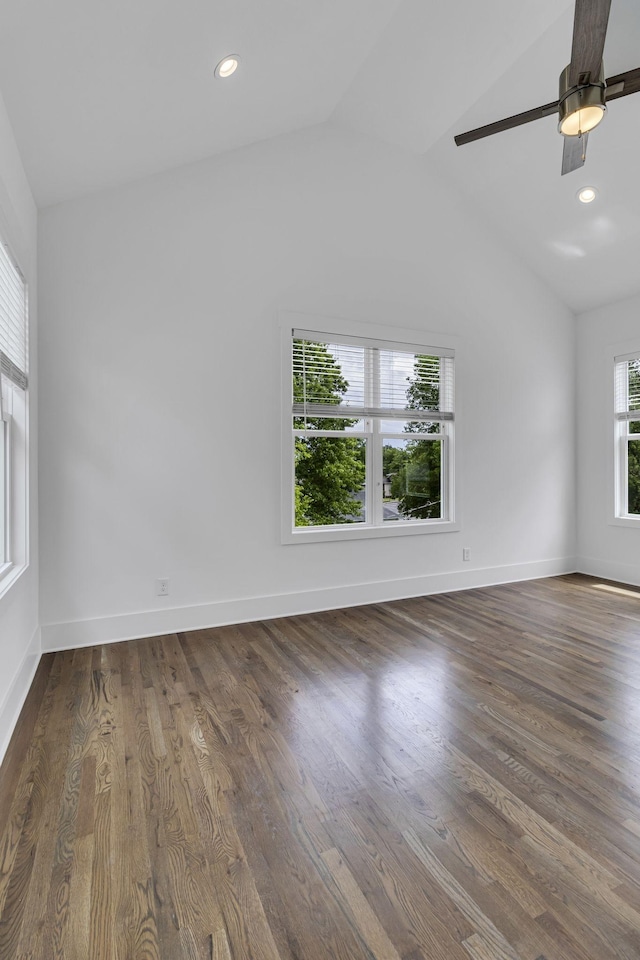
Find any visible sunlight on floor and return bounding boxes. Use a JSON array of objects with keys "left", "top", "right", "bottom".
[{"left": 593, "top": 582, "right": 640, "bottom": 599}]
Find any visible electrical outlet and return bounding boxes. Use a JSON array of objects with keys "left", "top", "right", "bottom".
[
  {"left": 462, "top": 547, "right": 471, "bottom": 562},
  {"left": 156, "top": 578, "right": 169, "bottom": 597}
]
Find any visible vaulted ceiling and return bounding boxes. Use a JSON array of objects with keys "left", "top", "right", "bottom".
[{"left": 1, "top": 0, "right": 639, "bottom": 311}]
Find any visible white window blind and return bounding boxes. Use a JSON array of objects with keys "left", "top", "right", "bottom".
[
  {"left": 0, "top": 240, "right": 28, "bottom": 390},
  {"left": 615, "top": 352, "right": 640, "bottom": 422},
  {"left": 292, "top": 329, "right": 454, "bottom": 423}
]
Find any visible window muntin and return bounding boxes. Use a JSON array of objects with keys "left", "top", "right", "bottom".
[
  {"left": 289, "top": 330, "right": 454, "bottom": 536},
  {"left": 614, "top": 353, "right": 640, "bottom": 519},
  {"left": 0, "top": 238, "right": 28, "bottom": 576}
]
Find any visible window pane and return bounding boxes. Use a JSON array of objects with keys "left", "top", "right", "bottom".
[
  {"left": 0, "top": 241, "right": 28, "bottom": 379},
  {"left": 629, "top": 360, "right": 640, "bottom": 412},
  {"left": 380, "top": 419, "right": 442, "bottom": 435},
  {"left": 629, "top": 420, "right": 640, "bottom": 435},
  {"left": 382, "top": 439, "right": 442, "bottom": 521},
  {"left": 629, "top": 439, "right": 640, "bottom": 515},
  {"left": 293, "top": 417, "right": 366, "bottom": 433},
  {"left": 293, "top": 339, "right": 364, "bottom": 413},
  {"left": 379, "top": 350, "right": 447, "bottom": 411},
  {"left": 295, "top": 436, "right": 366, "bottom": 526}
]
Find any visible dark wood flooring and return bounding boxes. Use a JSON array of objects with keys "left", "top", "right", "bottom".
[{"left": 2, "top": 573, "right": 640, "bottom": 959}]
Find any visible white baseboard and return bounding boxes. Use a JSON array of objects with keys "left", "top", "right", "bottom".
[
  {"left": 41, "top": 557, "right": 576, "bottom": 653},
  {"left": 0, "top": 626, "right": 41, "bottom": 767},
  {"left": 575, "top": 556, "right": 640, "bottom": 588}
]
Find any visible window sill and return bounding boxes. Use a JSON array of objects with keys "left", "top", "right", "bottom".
[
  {"left": 0, "top": 561, "right": 28, "bottom": 601},
  {"left": 610, "top": 516, "right": 640, "bottom": 528},
  {"left": 283, "top": 519, "right": 460, "bottom": 545}
]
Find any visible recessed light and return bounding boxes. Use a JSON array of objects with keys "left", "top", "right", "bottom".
[
  {"left": 215, "top": 55, "right": 240, "bottom": 79},
  {"left": 577, "top": 186, "right": 597, "bottom": 204}
]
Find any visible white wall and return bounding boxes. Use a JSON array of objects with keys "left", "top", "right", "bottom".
[
  {"left": 38, "top": 124, "right": 576, "bottom": 649},
  {"left": 0, "top": 92, "right": 39, "bottom": 761},
  {"left": 577, "top": 292, "right": 640, "bottom": 585}
]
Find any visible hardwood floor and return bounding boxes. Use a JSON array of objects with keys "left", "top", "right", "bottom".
[{"left": 2, "top": 574, "right": 640, "bottom": 958}]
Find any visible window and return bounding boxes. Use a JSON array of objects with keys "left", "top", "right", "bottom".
[
  {"left": 615, "top": 352, "right": 640, "bottom": 520},
  {"left": 283, "top": 326, "right": 455, "bottom": 542},
  {"left": 0, "top": 236, "right": 28, "bottom": 582}
]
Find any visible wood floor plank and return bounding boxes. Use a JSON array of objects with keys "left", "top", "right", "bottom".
[
  {"left": 403, "top": 827, "right": 523, "bottom": 959},
  {"left": 321, "top": 847, "right": 403, "bottom": 960},
  {"left": 2, "top": 574, "right": 640, "bottom": 957},
  {"left": 462, "top": 931, "right": 520, "bottom": 960},
  {"left": 323, "top": 805, "right": 473, "bottom": 959},
  {"left": 6, "top": 650, "right": 87, "bottom": 960}
]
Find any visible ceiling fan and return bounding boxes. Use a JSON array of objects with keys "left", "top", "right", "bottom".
[{"left": 454, "top": 0, "right": 640, "bottom": 174}]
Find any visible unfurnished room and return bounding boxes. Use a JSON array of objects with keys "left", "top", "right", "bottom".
[{"left": 1, "top": 1, "right": 640, "bottom": 958}]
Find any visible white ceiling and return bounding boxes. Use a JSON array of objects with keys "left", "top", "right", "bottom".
[
  {"left": 1, "top": 0, "right": 639, "bottom": 311},
  {"left": 0, "top": 0, "right": 402, "bottom": 206}
]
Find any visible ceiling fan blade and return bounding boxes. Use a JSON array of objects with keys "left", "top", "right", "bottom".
[
  {"left": 561, "top": 133, "right": 589, "bottom": 175},
  {"left": 454, "top": 101, "right": 558, "bottom": 146},
  {"left": 605, "top": 66, "right": 640, "bottom": 102},
  {"left": 568, "top": 0, "right": 612, "bottom": 86}
]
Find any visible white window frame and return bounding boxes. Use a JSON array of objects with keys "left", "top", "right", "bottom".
[
  {"left": 0, "top": 415, "right": 9, "bottom": 577},
  {"left": 281, "top": 314, "right": 459, "bottom": 544},
  {"left": 0, "top": 235, "right": 29, "bottom": 595},
  {"left": 613, "top": 349, "right": 640, "bottom": 526}
]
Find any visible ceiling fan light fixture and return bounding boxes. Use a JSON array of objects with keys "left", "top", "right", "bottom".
[
  {"left": 558, "top": 64, "right": 607, "bottom": 137},
  {"left": 559, "top": 102, "right": 606, "bottom": 136}
]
